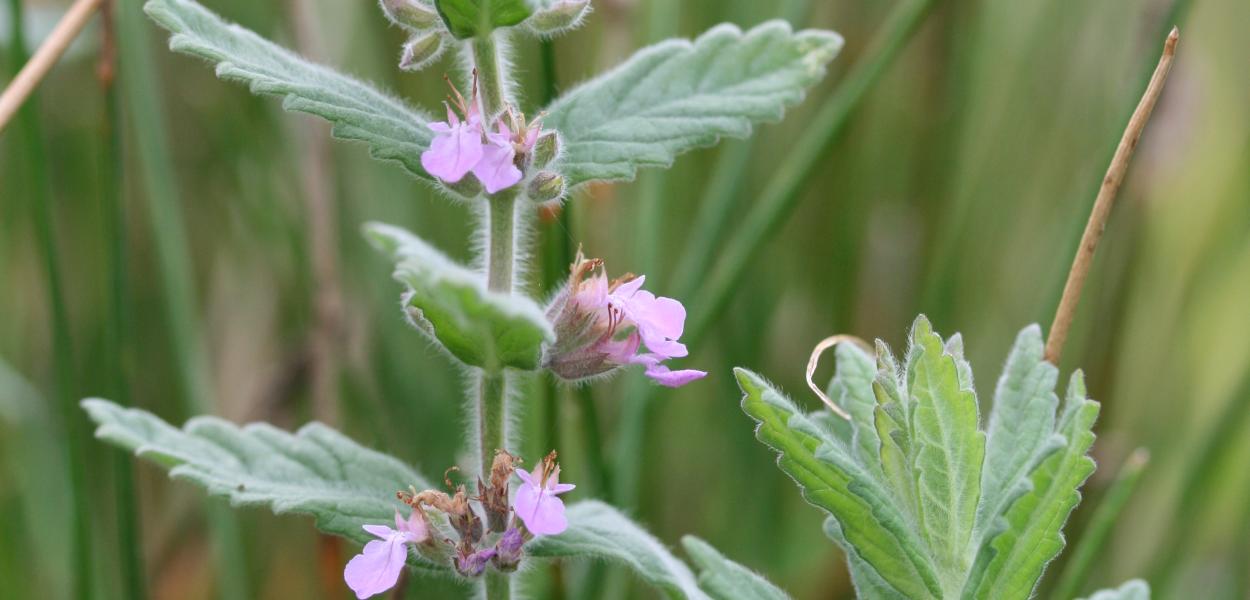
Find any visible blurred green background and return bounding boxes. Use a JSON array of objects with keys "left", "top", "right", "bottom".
[{"left": 2, "top": 0, "right": 1248, "bottom": 598}]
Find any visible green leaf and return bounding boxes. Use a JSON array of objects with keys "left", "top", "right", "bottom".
[
  {"left": 964, "top": 372, "right": 1100, "bottom": 599},
  {"left": 365, "top": 222, "right": 554, "bottom": 371},
  {"left": 1077, "top": 579, "right": 1151, "bottom": 600},
  {"left": 822, "top": 517, "right": 904, "bottom": 600},
  {"left": 906, "top": 315, "right": 985, "bottom": 589},
  {"left": 736, "top": 368, "right": 941, "bottom": 599},
  {"left": 526, "top": 501, "right": 707, "bottom": 599},
  {"left": 975, "top": 325, "right": 1063, "bottom": 542},
  {"left": 434, "top": 0, "right": 532, "bottom": 38},
  {"left": 824, "top": 342, "right": 882, "bottom": 472},
  {"left": 144, "top": 0, "right": 434, "bottom": 179},
  {"left": 681, "top": 536, "right": 790, "bottom": 600},
  {"left": 545, "top": 21, "right": 842, "bottom": 188},
  {"left": 80, "top": 399, "right": 445, "bottom": 573}
]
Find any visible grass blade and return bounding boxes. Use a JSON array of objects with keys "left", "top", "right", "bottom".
[{"left": 5, "top": 0, "right": 94, "bottom": 597}]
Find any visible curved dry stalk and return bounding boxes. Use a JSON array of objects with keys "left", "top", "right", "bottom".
[
  {"left": 0, "top": 0, "right": 103, "bottom": 133},
  {"left": 1045, "top": 27, "right": 1179, "bottom": 364},
  {"left": 806, "top": 334, "right": 873, "bottom": 420}
]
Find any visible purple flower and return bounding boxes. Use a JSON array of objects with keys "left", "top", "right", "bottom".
[
  {"left": 543, "top": 254, "right": 707, "bottom": 387},
  {"left": 419, "top": 77, "right": 545, "bottom": 195},
  {"left": 420, "top": 104, "right": 484, "bottom": 183},
  {"left": 343, "top": 511, "right": 429, "bottom": 599},
  {"left": 514, "top": 457, "right": 575, "bottom": 536}
]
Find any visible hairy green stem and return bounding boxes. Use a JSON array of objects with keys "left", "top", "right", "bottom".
[
  {"left": 6, "top": 0, "right": 93, "bottom": 596},
  {"left": 487, "top": 192, "right": 517, "bottom": 294},
  {"left": 473, "top": 33, "right": 517, "bottom": 600},
  {"left": 116, "top": 0, "right": 249, "bottom": 595},
  {"left": 472, "top": 34, "right": 508, "bottom": 119},
  {"left": 477, "top": 371, "right": 507, "bottom": 476}
]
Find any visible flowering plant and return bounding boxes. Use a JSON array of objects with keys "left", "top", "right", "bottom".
[
  {"left": 76, "top": 0, "right": 1157, "bottom": 598},
  {"left": 81, "top": 0, "right": 842, "bottom": 597}
]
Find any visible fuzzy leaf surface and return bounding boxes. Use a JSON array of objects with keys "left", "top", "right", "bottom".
[
  {"left": 526, "top": 501, "right": 707, "bottom": 599},
  {"left": 975, "top": 325, "right": 1063, "bottom": 541},
  {"left": 737, "top": 368, "right": 941, "bottom": 599},
  {"left": 906, "top": 315, "right": 985, "bottom": 590},
  {"left": 545, "top": 21, "right": 842, "bottom": 188},
  {"left": 824, "top": 342, "right": 882, "bottom": 471},
  {"left": 366, "top": 223, "right": 554, "bottom": 371},
  {"left": 964, "top": 372, "right": 1100, "bottom": 599},
  {"left": 81, "top": 399, "right": 443, "bottom": 572},
  {"left": 145, "top": 0, "right": 434, "bottom": 179},
  {"left": 681, "top": 536, "right": 790, "bottom": 600}
]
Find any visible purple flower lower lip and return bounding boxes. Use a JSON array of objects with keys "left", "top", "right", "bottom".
[{"left": 343, "top": 511, "right": 429, "bottom": 599}]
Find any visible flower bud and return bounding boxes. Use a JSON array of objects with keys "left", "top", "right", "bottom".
[
  {"left": 526, "top": 0, "right": 591, "bottom": 36},
  {"left": 399, "top": 32, "right": 445, "bottom": 72},
  {"left": 379, "top": 0, "right": 441, "bottom": 31},
  {"left": 491, "top": 528, "right": 525, "bottom": 572},
  {"left": 480, "top": 450, "right": 519, "bottom": 532},
  {"left": 527, "top": 171, "right": 565, "bottom": 203},
  {"left": 454, "top": 547, "right": 496, "bottom": 578},
  {"left": 530, "top": 131, "right": 559, "bottom": 169}
]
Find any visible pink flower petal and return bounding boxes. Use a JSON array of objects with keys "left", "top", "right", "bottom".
[
  {"left": 472, "top": 139, "right": 522, "bottom": 193},
  {"left": 344, "top": 536, "right": 408, "bottom": 599},
  {"left": 421, "top": 120, "right": 484, "bottom": 183},
  {"left": 645, "top": 365, "right": 707, "bottom": 388},
  {"left": 363, "top": 524, "right": 396, "bottom": 539}
]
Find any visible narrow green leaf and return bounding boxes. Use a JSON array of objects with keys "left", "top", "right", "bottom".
[
  {"left": 681, "top": 536, "right": 790, "bottom": 600},
  {"left": 366, "top": 223, "right": 554, "bottom": 371},
  {"left": 975, "top": 325, "right": 1064, "bottom": 541},
  {"left": 822, "top": 517, "right": 905, "bottom": 600},
  {"left": 906, "top": 315, "right": 985, "bottom": 588},
  {"left": 81, "top": 399, "right": 445, "bottom": 573},
  {"left": 965, "top": 372, "right": 1099, "bottom": 599},
  {"left": 545, "top": 20, "right": 842, "bottom": 188},
  {"left": 144, "top": 0, "right": 434, "bottom": 179},
  {"left": 1076, "top": 579, "right": 1151, "bottom": 600},
  {"left": 737, "top": 368, "right": 941, "bottom": 599},
  {"left": 824, "top": 342, "right": 881, "bottom": 471},
  {"left": 526, "top": 500, "right": 707, "bottom": 599},
  {"left": 434, "top": 0, "right": 532, "bottom": 38}
]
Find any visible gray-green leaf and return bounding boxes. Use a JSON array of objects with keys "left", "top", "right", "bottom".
[
  {"left": 434, "top": 0, "right": 532, "bottom": 38},
  {"left": 1077, "top": 579, "right": 1151, "bottom": 600},
  {"left": 737, "top": 368, "right": 941, "bottom": 599},
  {"left": 975, "top": 325, "right": 1063, "bottom": 542},
  {"left": 825, "top": 342, "right": 882, "bottom": 474},
  {"left": 526, "top": 501, "right": 707, "bottom": 599},
  {"left": 964, "top": 372, "right": 1099, "bottom": 599},
  {"left": 81, "top": 399, "right": 444, "bottom": 572},
  {"left": 366, "top": 222, "right": 554, "bottom": 371},
  {"left": 145, "top": 0, "right": 434, "bottom": 179},
  {"left": 681, "top": 536, "right": 790, "bottom": 600},
  {"left": 544, "top": 20, "right": 842, "bottom": 188},
  {"left": 906, "top": 315, "right": 985, "bottom": 590}
]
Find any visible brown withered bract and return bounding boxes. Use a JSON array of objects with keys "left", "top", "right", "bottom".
[{"left": 480, "top": 450, "right": 520, "bottom": 532}]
